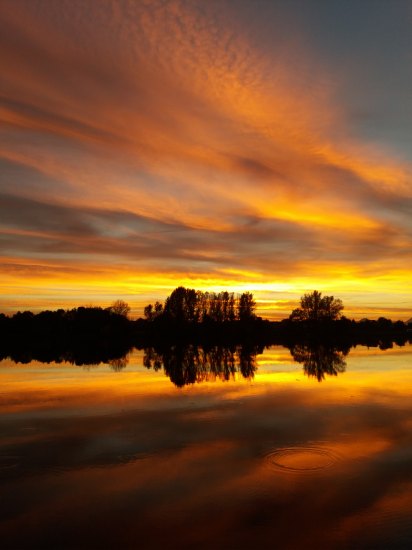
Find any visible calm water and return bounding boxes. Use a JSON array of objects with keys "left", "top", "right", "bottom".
[{"left": 1, "top": 344, "right": 412, "bottom": 549}]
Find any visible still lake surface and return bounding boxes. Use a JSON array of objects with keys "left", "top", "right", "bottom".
[{"left": 1, "top": 343, "right": 412, "bottom": 549}]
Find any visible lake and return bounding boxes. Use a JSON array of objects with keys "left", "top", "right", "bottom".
[{"left": 1, "top": 343, "right": 412, "bottom": 549}]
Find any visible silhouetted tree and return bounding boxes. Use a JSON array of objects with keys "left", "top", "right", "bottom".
[
  {"left": 164, "top": 286, "right": 198, "bottom": 322},
  {"left": 108, "top": 299, "right": 131, "bottom": 318},
  {"left": 290, "top": 290, "right": 343, "bottom": 321},
  {"left": 144, "top": 303, "right": 154, "bottom": 320},
  {"left": 238, "top": 292, "right": 256, "bottom": 321},
  {"left": 195, "top": 290, "right": 208, "bottom": 322},
  {"left": 143, "top": 287, "right": 259, "bottom": 327},
  {"left": 209, "top": 292, "right": 223, "bottom": 322},
  {"left": 144, "top": 301, "right": 163, "bottom": 321}
]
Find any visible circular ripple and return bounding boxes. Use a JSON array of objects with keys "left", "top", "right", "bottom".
[{"left": 265, "top": 446, "right": 339, "bottom": 472}]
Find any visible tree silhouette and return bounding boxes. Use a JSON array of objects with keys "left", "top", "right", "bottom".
[
  {"left": 107, "top": 299, "right": 131, "bottom": 318},
  {"left": 143, "top": 287, "right": 257, "bottom": 325},
  {"left": 143, "top": 301, "right": 163, "bottom": 321},
  {"left": 290, "top": 290, "right": 343, "bottom": 322},
  {"left": 144, "top": 303, "right": 153, "bottom": 320},
  {"left": 238, "top": 292, "right": 256, "bottom": 321},
  {"left": 164, "top": 286, "right": 198, "bottom": 322}
]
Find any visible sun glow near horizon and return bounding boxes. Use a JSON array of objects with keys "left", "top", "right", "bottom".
[{"left": 1, "top": 263, "right": 410, "bottom": 320}]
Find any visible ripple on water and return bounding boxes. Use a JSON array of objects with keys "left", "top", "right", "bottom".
[{"left": 265, "top": 446, "right": 339, "bottom": 473}]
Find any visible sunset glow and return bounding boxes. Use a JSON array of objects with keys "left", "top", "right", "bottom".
[{"left": 1, "top": 0, "right": 411, "bottom": 318}]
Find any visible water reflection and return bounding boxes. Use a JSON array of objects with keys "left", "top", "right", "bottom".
[
  {"left": 288, "top": 343, "right": 349, "bottom": 381},
  {"left": 143, "top": 344, "right": 261, "bottom": 387},
  {"left": 1, "top": 345, "right": 412, "bottom": 549},
  {"left": 1, "top": 342, "right": 355, "bottom": 384},
  {"left": 142, "top": 343, "right": 353, "bottom": 386},
  {"left": 0, "top": 344, "right": 133, "bottom": 367},
  {"left": 107, "top": 355, "right": 130, "bottom": 371}
]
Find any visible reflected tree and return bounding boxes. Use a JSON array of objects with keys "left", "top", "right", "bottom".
[
  {"left": 108, "top": 355, "right": 129, "bottom": 371},
  {"left": 238, "top": 344, "right": 260, "bottom": 379},
  {"left": 289, "top": 343, "right": 348, "bottom": 381},
  {"left": 143, "top": 344, "right": 258, "bottom": 387},
  {"left": 143, "top": 348, "right": 163, "bottom": 371},
  {"left": 162, "top": 345, "right": 199, "bottom": 387}
]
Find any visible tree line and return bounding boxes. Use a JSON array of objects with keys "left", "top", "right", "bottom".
[
  {"left": 0, "top": 289, "right": 409, "bottom": 356},
  {"left": 143, "top": 286, "right": 256, "bottom": 323},
  {"left": 0, "top": 300, "right": 134, "bottom": 358}
]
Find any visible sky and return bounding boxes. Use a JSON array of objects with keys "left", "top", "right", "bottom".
[{"left": 1, "top": 0, "right": 412, "bottom": 320}]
